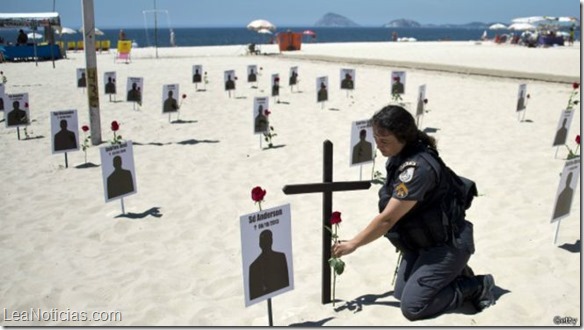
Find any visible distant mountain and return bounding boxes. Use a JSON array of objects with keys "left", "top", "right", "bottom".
[
  {"left": 314, "top": 12, "right": 360, "bottom": 27},
  {"left": 382, "top": 19, "right": 422, "bottom": 28}
]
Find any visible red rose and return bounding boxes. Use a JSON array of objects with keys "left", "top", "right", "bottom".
[
  {"left": 25, "top": 102, "right": 29, "bottom": 108},
  {"left": 573, "top": 82, "right": 580, "bottom": 89},
  {"left": 264, "top": 110, "right": 271, "bottom": 116},
  {"left": 251, "top": 186, "right": 266, "bottom": 202},
  {"left": 576, "top": 135, "right": 581, "bottom": 145},
  {"left": 82, "top": 125, "right": 89, "bottom": 132},
  {"left": 423, "top": 98, "right": 428, "bottom": 104},
  {"left": 182, "top": 94, "right": 187, "bottom": 99},
  {"left": 330, "top": 211, "right": 342, "bottom": 225},
  {"left": 111, "top": 120, "right": 120, "bottom": 131}
]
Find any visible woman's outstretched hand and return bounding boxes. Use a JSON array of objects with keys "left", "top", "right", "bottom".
[{"left": 332, "top": 240, "right": 357, "bottom": 258}]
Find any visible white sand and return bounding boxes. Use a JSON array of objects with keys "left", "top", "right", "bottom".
[{"left": 0, "top": 41, "right": 580, "bottom": 326}]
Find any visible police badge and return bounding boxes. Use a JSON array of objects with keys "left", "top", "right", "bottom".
[{"left": 399, "top": 167, "right": 415, "bottom": 183}]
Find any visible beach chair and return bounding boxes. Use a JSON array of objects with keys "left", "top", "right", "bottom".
[
  {"left": 101, "top": 40, "right": 111, "bottom": 52},
  {"left": 67, "top": 41, "right": 76, "bottom": 51},
  {"left": 76, "top": 40, "right": 84, "bottom": 51},
  {"left": 115, "top": 40, "right": 132, "bottom": 63}
]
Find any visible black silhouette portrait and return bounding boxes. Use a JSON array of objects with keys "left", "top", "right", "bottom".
[
  {"left": 392, "top": 75, "right": 404, "bottom": 94},
  {"left": 248, "top": 69, "right": 257, "bottom": 83},
  {"left": 225, "top": 75, "right": 235, "bottom": 91},
  {"left": 78, "top": 72, "right": 87, "bottom": 88},
  {"left": 317, "top": 81, "right": 328, "bottom": 102},
  {"left": 341, "top": 73, "right": 354, "bottom": 90},
  {"left": 271, "top": 77, "right": 280, "bottom": 97},
  {"left": 517, "top": 89, "right": 526, "bottom": 111},
  {"left": 163, "top": 90, "right": 179, "bottom": 113},
  {"left": 249, "top": 229, "right": 289, "bottom": 300},
  {"left": 193, "top": 69, "right": 202, "bottom": 83},
  {"left": 352, "top": 129, "right": 373, "bottom": 164},
  {"left": 553, "top": 172, "right": 574, "bottom": 219},
  {"left": 105, "top": 77, "right": 116, "bottom": 94},
  {"left": 7, "top": 101, "right": 28, "bottom": 126},
  {"left": 289, "top": 70, "right": 298, "bottom": 86},
  {"left": 107, "top": 155, "right": 135, "bottom": 200},
  {"left": 254, "top": 104, "right": 268, "bottom": 133},
  {"left": 416, "top": 92, "right": 424, "bottom": 117},
  {"left": 127, "top": 82, "right": 142, "bottom": 103},
  {"left": 54, "top": 119, "right": 77, "bottom": 151},
  {"left": 553, "top": 118, "right": 569, "bottom": 146}
]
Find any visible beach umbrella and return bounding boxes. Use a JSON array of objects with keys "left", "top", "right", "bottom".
[
  {"left": 247, "top": 19, "right": 276, "bottom": 32},
  {"left": 257, "top": 28, "right": 273, "bottom": 34},
  {"left": 27, "top": 32, "right": 43, "bottom": 40},
  {"left": 511, "top": 16, "right": 547, "bottom": 24},
  {"left": 58, "top": 26, "right": 77, "bottom": 35},
  {"left": 78, "top": 27, "right": 104, "bottom": 36},
  {"left": 488, "top": 23, "right": 507, "bottom": 30},
  {"left": 303, "top": 30, "right": 316, "bottom": 36},
  {"left": 508, "top": 23, "right": 537, "bottom": 31}
]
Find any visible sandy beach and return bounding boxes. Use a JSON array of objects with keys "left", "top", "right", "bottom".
[{"left": 0, "top": 40, "right": 580, "bottom": 326}]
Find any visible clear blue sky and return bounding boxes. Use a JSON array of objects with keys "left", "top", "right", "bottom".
[{"left": 3, "top": 0, "right": 581, "bottom": 29}]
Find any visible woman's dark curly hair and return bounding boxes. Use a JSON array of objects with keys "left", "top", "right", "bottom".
[{"left": 371, "top": 105, "right": 436, "bottom": 149}]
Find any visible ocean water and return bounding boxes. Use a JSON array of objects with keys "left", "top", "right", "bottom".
[{"left": 0, "top": 26, "right": 578, "bottom": 48}]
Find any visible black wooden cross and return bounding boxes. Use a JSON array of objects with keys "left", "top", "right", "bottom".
[{"left": 282, "top": 140, "right": 371, "bottom": 304}]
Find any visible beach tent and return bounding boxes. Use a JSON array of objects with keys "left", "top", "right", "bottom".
[{"left": 0, "top": 12, "right": 61, "bottom": 67}]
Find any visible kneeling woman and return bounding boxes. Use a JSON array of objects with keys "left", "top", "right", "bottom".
[{"left": 332, "top": 105, "right": 495, "bottom": 321}]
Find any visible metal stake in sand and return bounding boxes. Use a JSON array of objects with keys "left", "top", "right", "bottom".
[
  {"left": 16, "top": 127, "right": 20, "bottom": 140},
  {"left": 64, "top": 152, "right": 69, "bottom": 168},
  {"left": 282, "top": 140, "right": 371, "bottom": 304},
  {"left": 120, "top": 197, "right": 126, "bottom": 214}
]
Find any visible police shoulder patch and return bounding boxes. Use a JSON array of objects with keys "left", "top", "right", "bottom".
[
  {"left": 398, "top": 161, "right": 417, "bottom": 172},
  {"left": 398, "top": 167, "right": 415, "bottom": 183},
  {"left": 395, "top": 182, "right": 409, "bottom": 198}
]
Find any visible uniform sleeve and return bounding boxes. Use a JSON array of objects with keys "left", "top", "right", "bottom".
[{"left": 391, "top": 158, "right": 437, "bottom": 201}]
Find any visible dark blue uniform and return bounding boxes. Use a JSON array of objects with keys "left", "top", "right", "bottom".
[{"left": 379, "top": 144, "right": 476, "bottom": 321}]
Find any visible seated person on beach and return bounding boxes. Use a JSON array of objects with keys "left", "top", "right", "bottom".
[
  {"left": 7, "top": 101, "right": 28, "bottom": 126},
  {"left": 248, "top": 43, "right": 259, "bottom": 55},
  {"left": 17, "top": 30, "right": 28, "bottom": 45},
  {"left": 163, "top": 90, "right": 179, "bottom": 113}
]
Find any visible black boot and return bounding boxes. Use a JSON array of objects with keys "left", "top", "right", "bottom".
[{"left": 455, "top": 274, "right": 496, "bottom": 312}]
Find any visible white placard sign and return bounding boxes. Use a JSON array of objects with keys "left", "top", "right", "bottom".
[
  {"left": 288, "top": 66, "right": 298, "bottom": 86},
  {"left": 271, "top": 74, "right": 280, "bottom": 97},
  {"left": 76, "top": 68, "right": 86, "bottom": 88},
  {"left": 247, "top": 65, "right": 258, "bottom": 83},
  {"left": 350, "top": 119, "right": 375, "bottom": 166},
  {"left": 552, "top": 110, "right": 575, "bottom": 147},
  {"left": 104, "top": 71, "right": 116, "bottom": 95},
  {"left": 192, "top": 65, "right": 203, "bottom": 83},
  {"left": 391, "top": 71, "right": 406, "bottom": 95},
  {"left": 316, "top": 76, "right": 328, "bottom": 103},
  {"left": 340, "top": 68, "right": 355, "bottom": 90},
  {"left": 551, "top": 158, "right": 580, "bottom": 223},
  {"left": 516, "top": 83, "right": 527, "bottom": 112},
  {"left": 126, "top": 77, "right": 143, "bottom": 104},
  {"left": 253, "top": 97, "right": 270, "bottom": 134},
  {"left": 100, "top": 141, "right": 137, "bottom": 202},
  {"left": 416, "top": 84, "right": 427, "bottom": 117},
  {"left": 162, "top": 84, "right": 180, "bottom": 113},
  {"left": 4, "top": 93, "right": 30, "bottom": 128},
  {"left": 50, "top": 110, "right": 80, "bottom": 154},
  {"left": 224, "top": 70, "right": 236, "bottom": 91},
  {"left": 240, "top": 203, "right": 294, "bottom": 307}
]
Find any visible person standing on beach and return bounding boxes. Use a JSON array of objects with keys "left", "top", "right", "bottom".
[{"left": 333, "top": 105, "right": 496, "bottom": 321}]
